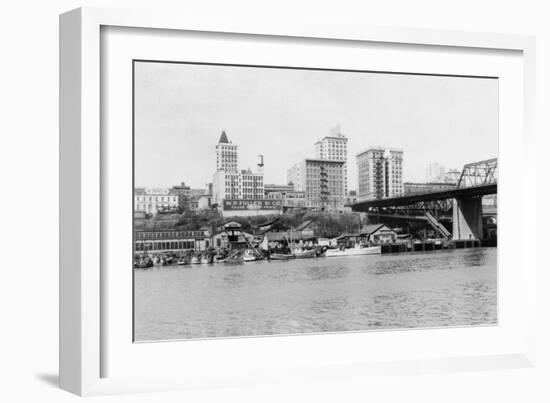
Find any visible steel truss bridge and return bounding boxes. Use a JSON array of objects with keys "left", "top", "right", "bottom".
[{"left": 350, "top": 158, "right": 497, "bottom": 240}]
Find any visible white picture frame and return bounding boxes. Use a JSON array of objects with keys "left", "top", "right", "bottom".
[{"left": 59, "top": 6, "right": 537, "bottom": 396}]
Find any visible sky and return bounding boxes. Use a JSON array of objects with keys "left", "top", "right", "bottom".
[{"left": 134, "top": 61, "right": 498, "bottom": 190}]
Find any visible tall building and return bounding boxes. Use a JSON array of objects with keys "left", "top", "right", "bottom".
[
  {"left": 314, "top": 127, "right": 349, "bottom": 194},
  {"left": 356, "top": 147, "right": 403, "bottom": 200},
  {"left": 288, "top": 159, "right": 345, "bottom": 211},
  {"left": 212, "top": 131, "right": 265, "bottom": 209},
  {"left": 215, "top": 130, "right": 238, "bottom": 172}
]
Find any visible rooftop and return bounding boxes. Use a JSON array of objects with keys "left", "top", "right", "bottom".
[
  {"left": 304, "top": 158, "right": 345, "bottom": 165},
  {"left": 356, "top": 147, "right": 403, "bottom": 157},
  {"left": 218, "top": 130, "right": 229, "bottom": 144}
]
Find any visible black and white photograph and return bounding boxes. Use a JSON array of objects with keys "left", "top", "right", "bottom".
[{"left": 133, "top": 60, "right": 498, "bottom": 342}]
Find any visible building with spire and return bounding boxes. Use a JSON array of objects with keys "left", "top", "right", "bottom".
[
  {"left": 215, "top": 130, "right": 238, "bottom": 172},
  {"left": 212, "top": 131, "right": 277, "bottom": 216}
]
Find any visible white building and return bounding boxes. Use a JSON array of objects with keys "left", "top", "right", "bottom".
[
  {"left": 134, "top": 188, "right": 179, "bottom": 215},
  {"left": 211, "top": 131, "right": 268, "bottom": 216},
  {"left": 215, "top": 130, "right": 238, "bottom": 172},
  {"left": 314, "top": 127, "right": 349, "bottom": 194},
  {"left": 212, "top": 168, "right": 265, "bottom": 204},
  {"left": 356, "top": 147, "right": 403, "bottom": 200}
]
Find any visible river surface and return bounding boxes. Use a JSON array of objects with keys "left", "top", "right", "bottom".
[{"left": 134, "top": 247, "right": 497, "bottom": 341}]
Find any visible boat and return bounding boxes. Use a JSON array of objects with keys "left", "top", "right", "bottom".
[
  {"left": 190, "top": 255, "right": 200, "bottom": 264},
  {"left": 292, "top": 248, "right": 317, "bottom": 259},
  {"left": 135, "top": 254, "right": 154, "bottom": 268},
  {"left": 213, "top": 255, "right": 226, "bottom": 263},
  {"left": 270, "top": 253, "right": 295, "bottom": 260},
  {"left": 242, "top": 249, "right": 259, "bottom": 262},
  {"left": 325, "top": 244, "right": 381, "bottom": 257},
  {"left": 200, "top": 254, "right": 213, "bottom": 264},
  {"left": 176, "top": 257, "right": 188, "bottom": 265}
]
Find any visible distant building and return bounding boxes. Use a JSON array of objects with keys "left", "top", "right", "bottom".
[
  {"left": 198, "top": 193, "right": 213, "bottom": 209},
  {"left": 356, "top": 147, "right": 403, "bottom": 200},
  {"left": 425, "top": 162, "right": 446, "bottom": 182},
  {"left": 134, "top": 188, "right": 179, "bottom": 215},
  {"left": 288, "top": 159, "right": 345, "bottom": 211},
  {"left": 439, "top": 169, "right": 461, "bottom": 185},
  {"left": 264, "top": 183, "right": 307, "bottom": 209},
  {"left": 171, "top": 182, "right": 191, "bottom": 210},
  {"left": 215, "top": 130, "right": 238, "bottom": 172},
  {"left": 403, "top": 182, "right": 456, "bottom": 195},
  {"left": 212, "top": 168, "right": 265, "bottom": 203},
  {"left": 360, "top": 224, "right": 397, "bottom": 244},
  {"left": 134, "top": 229, "right": 210, "bottom": 252},
  {"left": 314, "top": 127, "right": 349, "bottom": 194}
]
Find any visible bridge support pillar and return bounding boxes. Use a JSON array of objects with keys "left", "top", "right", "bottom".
[{"left": 452, "top": 197, "right": 483, "bottom": 240}]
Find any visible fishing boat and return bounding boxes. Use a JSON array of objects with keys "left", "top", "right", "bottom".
[
  {"left": 292, "top": 248, "right": 317, "bottom": 259},
  {"left": 270, "top": 253, "right": 295, "bottom": 260},
  {"left": 325, "top": 244, "right": 381, "bottom": 257}
]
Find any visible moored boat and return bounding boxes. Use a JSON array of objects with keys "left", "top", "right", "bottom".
[
  {"left": 270, "top": 253, "right": 295, "bottom": 260},
  {"left": 135, "top": 255, "right": 154, "bottom": 268},
  {"left": 200, "top": 254, "right": 213, "bottom": 264},
  {"left": 292, "top": 248, "right": 317, "bottom": 259},
  {"left": 325, "top": 245, "right": 381, "bottom": 257},
  {"left": 242, "top": 249, "right": 260, "bottom": 262},
  {"left": 190, "top": 255, "right": 200, "bottom": 264},
  {"left": 176, "top": 257, "right": 188, "bottom": 265}
]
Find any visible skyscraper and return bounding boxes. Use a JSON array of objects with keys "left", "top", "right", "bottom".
[
  {"left": 287, "top": 159, "right": 345, "bottom": 211},
  {"left": 356, "top": 147, "right": 403, "bottom": 200},
  {"left": 215, "top": 130, "right": 238, "bottom": 172},
  {"left": 314, "top": 127, "right": 349, "bottom": 195}
]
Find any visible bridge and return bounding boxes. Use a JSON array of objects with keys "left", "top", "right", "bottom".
[{"left": 350, "top": 158, "right": 497, "bottom": 241}]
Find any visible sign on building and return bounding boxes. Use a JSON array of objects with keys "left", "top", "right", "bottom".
[{"left": 223, "top": 199, "right": 283, "bottom": 211}]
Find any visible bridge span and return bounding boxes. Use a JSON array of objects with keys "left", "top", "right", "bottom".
[{"left": 350, "top": 158, "right": 497, "bottom": 241}]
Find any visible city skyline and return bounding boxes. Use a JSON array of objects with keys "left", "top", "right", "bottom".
[{"left": 134, "top": 61, "right": 498, "bottom": 189}]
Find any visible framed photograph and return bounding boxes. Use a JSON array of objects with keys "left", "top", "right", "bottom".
[{"left": 60, "top": 7, "right": 537, "bottom": 396}]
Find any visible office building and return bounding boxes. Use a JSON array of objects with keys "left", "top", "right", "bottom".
[
  {"left": 288, "top": 159, "right": 345, "bottom": 211},
  {"left": 356, "top": 147, "right": 403, "bottom": 200},
  {"left": 215, "top": 130, "right": 238, "bottom": 172},
  {"left": 314, "top": 127, "right": 349, "bottom": 194}
]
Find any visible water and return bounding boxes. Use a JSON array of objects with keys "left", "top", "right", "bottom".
[{"left": 134, "top": 248, "right": 497, "bottom": 341}]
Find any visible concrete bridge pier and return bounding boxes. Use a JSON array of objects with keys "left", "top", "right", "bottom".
[{"left": 452, "top": 197, "right": 483, "bottom": 240}]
